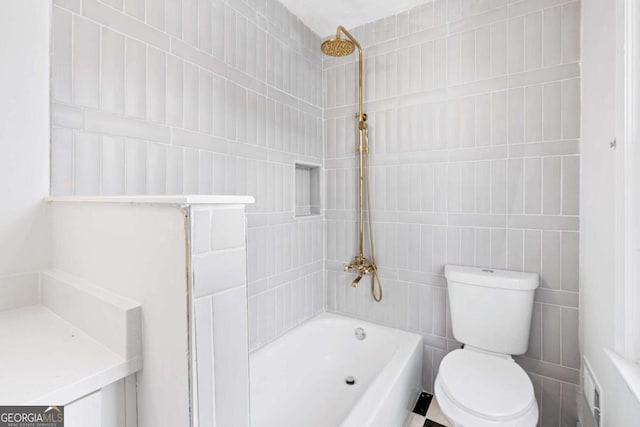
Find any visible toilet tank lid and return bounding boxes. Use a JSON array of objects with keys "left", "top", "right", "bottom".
[{"left": 444, "top": 265, "right": 539, "bottom": 290}]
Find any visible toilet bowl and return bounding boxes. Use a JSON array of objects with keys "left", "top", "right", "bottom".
[
  {"left": 436, "top": 265, "right": 540, "bottom": 427},
  {"left": 434, "top": 348, "right": 538, "bottom": 427}
]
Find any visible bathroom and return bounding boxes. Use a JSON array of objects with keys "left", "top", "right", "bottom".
[{"left": 1, "top": 0, "right": 639, "bottom": 426}]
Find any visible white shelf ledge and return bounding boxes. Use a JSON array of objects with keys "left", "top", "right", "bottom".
[
  {"left": 606, "top": 348, "right": 640, "bottom": 404},
  {"left": 47, "top": 195, "right": 255, "bottom": 205},
  {"left": 0, "top": 270, "right": 143, "bottom": 405},
  {"left": 0, "top": 305, "right": 141, "bottom": 405}
]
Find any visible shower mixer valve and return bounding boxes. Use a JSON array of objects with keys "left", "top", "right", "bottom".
[{"left": 344, "top": 255, "right": 376, "bottom": 288}]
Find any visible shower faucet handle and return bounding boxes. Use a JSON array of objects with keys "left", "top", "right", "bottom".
[{"left": 344, "top": 256, "right": 374, "bottom": 274}]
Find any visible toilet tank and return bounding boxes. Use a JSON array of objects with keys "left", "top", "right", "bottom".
[{"left": 444, "top": 265, "right": 539, "bottom": 355}]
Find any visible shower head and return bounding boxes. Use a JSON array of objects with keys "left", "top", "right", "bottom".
[
  {"left": 321, "top": 26, "right": 361, "bottom": 57},
  {"left": 321, "top": 36, "right": 355, "bottom": 57}
]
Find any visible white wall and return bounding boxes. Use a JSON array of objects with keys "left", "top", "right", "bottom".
[
  {"left": 0, "top": 1, "right": 51, "bottom": 278},
  {"left": 324, "top": 2, "right": 581, "bottom": 425},
  {"left": 580, "top": 0, "right": 640, "bottom": 426},
  {"left": 50, "top": 202, "right": 191, "bottom": 427}
]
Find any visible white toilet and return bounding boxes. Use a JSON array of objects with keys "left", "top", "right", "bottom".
[{"left": 434, "top": 265, "right": 539, "bottom": 427}]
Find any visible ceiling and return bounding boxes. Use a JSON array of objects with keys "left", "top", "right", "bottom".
[{"left": 278, "top": 0, "right": 428, "bottom": 37}]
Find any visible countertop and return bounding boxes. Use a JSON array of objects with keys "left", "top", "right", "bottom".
[{"left": 0, "top": 305, "right": 141, "bottom": 405}]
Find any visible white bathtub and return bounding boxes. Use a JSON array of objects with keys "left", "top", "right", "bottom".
[{"left": 250, "top": 313, "right": 423, "bottom": 427}]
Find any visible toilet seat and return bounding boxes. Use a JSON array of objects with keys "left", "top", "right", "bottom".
[{"left": 434, "top": 349, "right": 538, "bottom": 427}]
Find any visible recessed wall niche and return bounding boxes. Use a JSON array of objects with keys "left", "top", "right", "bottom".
[{"left": 294, "top": 163, "right": 320, "bottom": 217}]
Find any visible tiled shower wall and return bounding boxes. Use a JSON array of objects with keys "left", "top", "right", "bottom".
[
  {"left": 324, "top": 1, "right": 580, "bottom": 426},
  {"left": 50, "top": 0, "right": 324, "bottom": 350}
]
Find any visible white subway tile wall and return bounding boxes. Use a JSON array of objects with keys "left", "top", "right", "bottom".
[
  {"left": 323, "top": 1, "right": 580, "bottom": 426},
  {"left": 51, "top": 0, "right": 324, "bottom": 351},
  {"left": 191, "top": 205, "right": 250, "bottom": 427}
]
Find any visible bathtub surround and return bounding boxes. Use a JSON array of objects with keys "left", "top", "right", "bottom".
[
  {"left": 50, "top": 0, "right": 325, "bottom": 352},
  {"left": 323, "top": 1, "right": 581, "bottom": 425}
]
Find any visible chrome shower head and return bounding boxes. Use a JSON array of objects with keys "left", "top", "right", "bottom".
[{"left": 321, "top": 36, "right": 355, "bottom": 57}]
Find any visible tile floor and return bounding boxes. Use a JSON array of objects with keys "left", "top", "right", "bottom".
[{"left": 407, "top": 396, "right": 451, "bottom": 427}]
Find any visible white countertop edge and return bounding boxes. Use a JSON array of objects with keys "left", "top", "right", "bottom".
[
  {"left": 0, "top": 304, "right": 143, "bottom": 406},
  {"left": 27, "top": 356, "right": 143, "bottom": 406},
  {"left": 47, "top": 195, "right": 255, "bottom": 205},
  {"left": 606, "top": 348, "right": 640, "bottom": 404}
]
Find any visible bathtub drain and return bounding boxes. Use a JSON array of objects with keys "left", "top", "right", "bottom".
[{"left": 345, "top": 376, "right": 356, "bottom": 385}]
